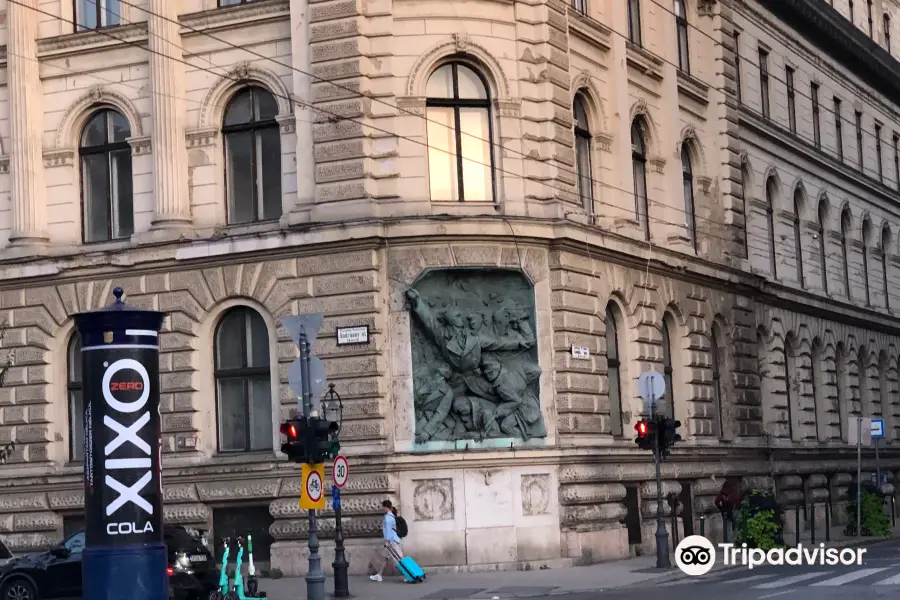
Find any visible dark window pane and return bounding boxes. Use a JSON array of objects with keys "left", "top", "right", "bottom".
[
  {"left": 426, "top": 65, "right": 454, "bottom": 99},
  {"left": 574, "top": 97, "right": 589, "bottom": 130},
  {"left": 249, "top": 377, "right": 273, "bottom": 451},
  {"left": 81, "top": 113, "right": 106, "bottom": 147},
  {"left": 576, "top": 136, "right": 592, "bottom": 209},
  {"left": 111, "top": 149, "right": 133, "bottom": 238},
  {"left": 216, "top": 310, "right": 246, "bottom": 370},
  {"left": 246, "top": 310, "right": 270, "bottom": 368},
  {"left": 76, "top": 0, "right": 98, "bottom": 29},
  {"left": 254, "top": 89, "right": 279, "bottom": 121},
  {"left": 217, "top": 378, "right": 248, "bottom": 452},
  {"left": 226, "top": 131, "right": 255, "bottom": 224},
  {"left": 105, "top": 0, "right": 121, "bottom": 27},
  {"left": 69, "top": 389, "right": 84, "bottom": 461},
  {"left": 257, "top": 126, "right": 283, "bottom": 220},
  {"left": 224, "top": 91, "right": 253, "bottom": 127},
  {"left": 109, "top": 110, "right": 131, "bottom": 142},
  {"left": 68, "top": 336, "right": 82, "bottom": 382},
  {"left": 82, "top": 154, "right": 110, "bottom": 243}
]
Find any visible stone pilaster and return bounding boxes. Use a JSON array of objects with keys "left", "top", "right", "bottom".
[
  {"left": 7, "top": 0, "right": 49, "bottom": 248},
  {"left": 284, "top": 0, "right": 316, "bottom": 225},
  {"left": 147, "top": 0, "right": 192, "bottom": 232}
]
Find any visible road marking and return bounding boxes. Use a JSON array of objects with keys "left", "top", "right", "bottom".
[
  {"left": 723, "top": 574, "right": 779, "bottom": 585},
  {"left": 753, "top": 572, "right": 829, "bottom": 588},
  {"left": 810, "top": 568, "right": 889, "bottom": 586},
  {"left": 874, "top": 572, "right": 900, "bottom": 585},
  {"left": 757, "top": 591, "right": 792, "bottom": 599}
]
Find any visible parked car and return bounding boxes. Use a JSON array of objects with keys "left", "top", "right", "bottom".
[{"left": 0, "top": 526, "right": 218, "bottom": 600}]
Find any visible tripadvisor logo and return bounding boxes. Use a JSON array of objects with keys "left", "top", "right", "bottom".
[{"left": 675, "top": 535, "right": 867, "bottom": 576}]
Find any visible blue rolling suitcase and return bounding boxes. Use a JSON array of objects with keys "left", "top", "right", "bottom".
[{"left": 386, "top": 544, "right": 426, "bottom": 583}]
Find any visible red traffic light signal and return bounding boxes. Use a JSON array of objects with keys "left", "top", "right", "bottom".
[
  {"left": 280, "top": 422, "right": 298, "bottom": 438},
  {"left": 636, "top": 421, "right": 648, "bottom": 436},
  {"left": 634, "top": 418, "right": 656, "bottom": 451}
]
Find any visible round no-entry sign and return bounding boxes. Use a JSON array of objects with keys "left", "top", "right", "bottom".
[
  {"left": 305, "top": 469, "right": 323, "bottom": 503},
  {"left": 333, "top": 455, "right": 349, "bottom": 489}
]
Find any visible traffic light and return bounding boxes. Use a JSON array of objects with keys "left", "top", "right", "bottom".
[
  {"left": 307, "top": 417, "right": 340, "bottom": 463},
  {"left": 634, "top": 418, "right": 657, "bottom": 451},
  {"left": 280, "top": 419, "right": 309, "bottom": 463},
  {"left": 658, "top": 418, "right": 682, "bottom": 457}
]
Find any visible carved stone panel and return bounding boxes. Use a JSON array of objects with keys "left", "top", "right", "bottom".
[
  {"left": 521, "top": 474, "right": 551, "bottom": 516},
  {"left": 406, "top": 268, "right": 545, "bottom": 445},
  {"left": 412, "top": 478, "right": 454, "bottom": 521}
]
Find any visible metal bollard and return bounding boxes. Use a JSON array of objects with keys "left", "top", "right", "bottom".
[
  {"left": 825, "top": 502, "right": 831, "bottom": 542},
  {"left": 700, "top": 515, "right": 706, "bottom": 538},
  {"left": 795, "top": 509, "right": 801, "bottom": 546},
  {"left": 810, "top": 504, "right": 816, "bottom": 545}
]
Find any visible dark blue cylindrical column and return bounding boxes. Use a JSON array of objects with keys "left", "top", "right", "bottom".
[{"left": 74, "top": 287, "right": 167, "bottom": 600}]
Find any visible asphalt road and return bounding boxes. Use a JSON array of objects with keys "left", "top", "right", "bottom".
[{"left": 556, "top": 538, "right": 900, "bottom": 600}]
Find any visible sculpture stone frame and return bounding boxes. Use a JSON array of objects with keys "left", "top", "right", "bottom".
[{"left": 390, "top": 265, "right": 554, "bottom": 453}]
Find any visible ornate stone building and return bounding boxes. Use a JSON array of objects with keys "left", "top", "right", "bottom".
[{"left": 0, "top": 0, "right": 898, "bottom": 575}]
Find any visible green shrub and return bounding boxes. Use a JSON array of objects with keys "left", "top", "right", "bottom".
[
  {"left": 260, "top": 568, "right": 271, "bottom": 578},
  {"left": 734, "top": 489, "right": 785, "bottom": 549},
  {"left": 270, "top": 567, "right": 284, "bottom": 579},
  {"left": 844, "top": 488, "right": 891, "bottom": 537}
]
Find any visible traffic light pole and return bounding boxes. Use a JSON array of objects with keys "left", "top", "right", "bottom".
[
  {"left": 300, "top": 332, "right": 326, "bottom": 600},
  {"left": 651, "top": 400, "right": 671, "bottom": 569}
]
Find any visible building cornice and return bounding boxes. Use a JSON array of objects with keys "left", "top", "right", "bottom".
[{"left": 757, "top": 0, "right": 900, "bottom": 105}]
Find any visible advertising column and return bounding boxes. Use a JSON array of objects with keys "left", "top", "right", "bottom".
[{"left": 74, "top": 287, "right": 167, "bottom": 600}]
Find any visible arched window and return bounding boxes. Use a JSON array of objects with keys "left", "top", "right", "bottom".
[
  {"left": 74, "top": 0, "right": 121, "bottom": 31},
  {"left": 426, "top": 62, "right": 494, "bottom": 202},
  {"left": 841, "top": 208, "right": 852, "bottom": 298},
  {"left": 223, "top": 86, "right": 283, "bottom": 224},
  {"left": 605, "top": 303, "right": 624, "bottom": 436},
  {"left": 765, "top": 177, "right": 778, "bottom": 277},
  {"left": 675, "top": 0, "right": 690, "bottom": 72},
  {"left": 882, "top": 225, "right": 892, "bottom": 309},
  {"left": 784, "top": 337, "right": 796, "bottom": 440},
  {"left": 862, "top": 218, "right": 872, "bottom": 305},
  {"left": 661, "top": 315, "right": 675, "bottom": 419},
  {"left": 681, "top": 145, "right": 697, "bottom": 250},
  {"left": 214, "top": 307, "right": 272, "bottom": 452},
  {"left": 67, "top": 334, "right": 83, "bottom": 462},
  {"left": 818, "top": 199, "right": 829, "bottom": 293},
  {"left": 793, "top": 189, "right": 804, "bottom": 287},
  {"left": 885, "top": 13, "right": 892, "bottom": 52},
  {"left": 573, "top": 94, "right": 593, "bottom": 213},
  {"left": 631, "top": 120, "right": 650, "bottom": 240},
  {"left": 80, "top": 109, "right": 133, "bottom": 243},
  {"left": 711, "top": 324, "right": 725, "bottom": 438}
]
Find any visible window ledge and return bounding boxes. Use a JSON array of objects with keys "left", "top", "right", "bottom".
[
  {"left": 676, "top": 70, "right": 710, "bottom": 105},
  {"left": 567, "top": 10, "right": 613, "bottom": 53},
  {"left": 38, "top": 23, "right": 147, "bottom": 58},
  {"left": 181, "top": 0, "right": 290, "bottom": 36},
  {"left": 626, "top": 43, "right": 664, "bottom": 81}
]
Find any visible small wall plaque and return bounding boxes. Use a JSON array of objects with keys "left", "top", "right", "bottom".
[
  {"left": 570, "top": 346, "right": 590, "bottom": 360},
  {"left": 336, "top": 325, "right": 370, "bottom": 346}
]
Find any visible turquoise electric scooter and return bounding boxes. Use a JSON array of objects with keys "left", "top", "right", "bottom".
[{"left": 209, "top": 537, "right": 267, "bottom": 600}]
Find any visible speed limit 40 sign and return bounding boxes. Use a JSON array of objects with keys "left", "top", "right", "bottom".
[{"left": 333, "top": 455, "right": 349, "bottom": 489}]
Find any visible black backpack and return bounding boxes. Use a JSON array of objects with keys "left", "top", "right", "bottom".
[{"left": 395, "top": 515, "right": 408, "bottom": 538}]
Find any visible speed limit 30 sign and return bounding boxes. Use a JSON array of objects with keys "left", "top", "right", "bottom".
[{"left": 333, "top": 455, "right": 349, "bottom": 489}]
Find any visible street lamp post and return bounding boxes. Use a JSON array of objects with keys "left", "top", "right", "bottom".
[{"left": 324, "top": 384, "right": 350, "bottom": 598}]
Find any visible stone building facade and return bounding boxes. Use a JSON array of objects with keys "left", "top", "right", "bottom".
[{"left": 0, "top": 0, "right": 898, "bottom": 575}]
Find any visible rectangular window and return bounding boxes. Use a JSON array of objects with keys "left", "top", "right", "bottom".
[
  {"left": 834, "top": 98, "right": 844, "bottom": 161},
  {"left": 759, "top": 48, "right": 770, "bottom": 118},
  {"left": 894, "top": 133, "right": 899, "bottom": 190},
  {"left": 811, "top": 82, "right": 820, "bottom": 147},
  {"left": 733, "top": 32, "right": 742, "bottom": 104},
  {"left": 571, "top": 0, "right": 587, "bottom": 14},
  {"left": 856, "top": 110, "right": 864, "bottom": 169},
  {"left": 786, "top": 67, "right": 797, "bottom": 133},
  {"left": 628, "top": 0, "right": 642, "bottom": 46},
  {"left": 74, "top": 0, "right": 121, "bottom": 30},
  {"left": 675, "top": 0, "right": 690, "bottom": 73},
  {"left": 875, "top": 122, "right": 884, "bottom": 181}
]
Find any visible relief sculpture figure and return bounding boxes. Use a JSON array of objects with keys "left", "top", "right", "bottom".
[{"left": 406, "top": 269, "right": 547, "bottom": 444}]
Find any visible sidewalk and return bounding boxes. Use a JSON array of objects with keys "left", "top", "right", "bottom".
[{"left": 257, "top": 524, "right": 900, "bottom": 600}]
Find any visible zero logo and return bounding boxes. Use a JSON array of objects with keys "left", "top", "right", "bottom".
[
  {"left": 306, "top": 470, "right": 323, "bottom": 502},
  {"left": 333, "top": 456, "right": 349, "bottom": 489},
  {"left": 102, "top": 359, "right": 150, "bottom": 413}
]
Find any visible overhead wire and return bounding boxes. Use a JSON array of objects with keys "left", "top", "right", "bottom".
[{"left": 26, "top": 0, "right": 883, "bottom": 293}]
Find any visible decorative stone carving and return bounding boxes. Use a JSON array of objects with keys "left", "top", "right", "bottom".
[
  {"left": 406, "top": 268, "right": 546, "bottom": 444},
  {"left": 521, "top": 474, "right": 551, "bottom": 516},
  {"left": 412, "top": 479, "right": 454, "bottom": 521}
]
